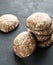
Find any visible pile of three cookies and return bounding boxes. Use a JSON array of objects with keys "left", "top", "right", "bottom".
[
  {"left": 12, "top": 12, "right": 53, "bottom": 58},
  {"left": 26, "top": 12, "right": 53, "bottom": 47}
]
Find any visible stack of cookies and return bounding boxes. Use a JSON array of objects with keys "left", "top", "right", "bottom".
[{"left": 26, "top": 12, "right": 53, "bottom": 47}]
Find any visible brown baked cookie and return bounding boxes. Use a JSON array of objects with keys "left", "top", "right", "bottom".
[
  {"left": 51, "top": 22, "right": 53, "bottom": 33},
  {"left": 27, "top": 27, "right": 52, "bottom": 35},
  {"left": 27, "top": 28, "right": 51, "bottom": 41},
  {"left": 38, "top": 34, "right": 53, "bottom": 47},
  {"left": 0, "top": 14, "right": 19, "bottom": 32},
  {"left": 13, "top": 31, "right": 36, "bottom": 58},
  {"left": 26, "top": 12, "right": 52, "bottom": 31},
  {"left": 35, "top": 35, "right": 51, "bottom": 42}
]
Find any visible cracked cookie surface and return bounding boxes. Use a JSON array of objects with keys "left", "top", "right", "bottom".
[
  {"left": 0, "top": 14, "right": 19, "bottom": 32},
  {"left": 38, "top": 34, "right": 53, "bottom": 47},
  {"left": 26, "top": 12, "right": 52, "bottom": 31},
  {"left": 13, "top": 31, "right": 36, "bottom": 58}
]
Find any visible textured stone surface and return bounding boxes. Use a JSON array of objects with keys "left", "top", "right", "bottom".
[{"left": 0, "top": 0, "right": 53, "bottom": 65}]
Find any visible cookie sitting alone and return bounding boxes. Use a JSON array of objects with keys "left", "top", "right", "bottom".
[{"left": 0, "top": 14, "right": 19, "bottom": 32}]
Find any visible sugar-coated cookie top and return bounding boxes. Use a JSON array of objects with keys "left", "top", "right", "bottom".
[
  {"left": 0, "top": 14, "right": 19, "bottom": 25},
  {"left": 26, "top": 12, "right": 52, "bottom": 30},
  {"left": 13, "top": 31, "right": 36, "bottom": 58}
]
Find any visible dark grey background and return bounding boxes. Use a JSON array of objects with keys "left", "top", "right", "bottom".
[{"left": 0, "top": 0, "right": 53, "bottom": 65}]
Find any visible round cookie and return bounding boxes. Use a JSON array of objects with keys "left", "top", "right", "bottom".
[
  {"left": 26, "top": 12, "right": 52, "bottom": 31},
  {"left": 31, "top": 27, "right": 52, "bottom": 35},
  {"left": 13, "top": 31, "right": 36, "bottom": 58},
  {"left": 27, "top": 27, "right": 52, "bottom": 35},
  {"left": 38, "top": 34, "right": 53, "bottom": 47},
  {"left": 51, "top": 22, "right": 53, "bottom": 33},
  {"left": 0, "top": 14, "right": 19, "bottom": 32},
  {"left": 27, "top": 28, "right": 51, "bottom": 42},
  {"left": 35, "top": 35, "right": 51, "bottom": 42}
]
